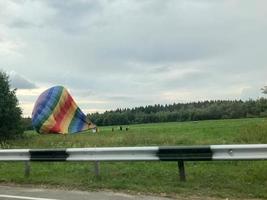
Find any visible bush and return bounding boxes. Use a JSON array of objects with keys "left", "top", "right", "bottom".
[
  {"left": 0, "top": 71, "right": 22, "bottom": 139},
  {"left": 21, "top": 117, "right": 34, "bottom": 130}
]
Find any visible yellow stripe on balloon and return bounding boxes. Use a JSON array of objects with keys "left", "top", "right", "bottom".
[
  {"left": 51, "top": 89, "right": 69, "bottom": 119},
  {"left": 39, "top": 117, "right": 55, "bottom": 133},
  {"left": 39, "top": 89, "right": 68, "bottom": 133}
]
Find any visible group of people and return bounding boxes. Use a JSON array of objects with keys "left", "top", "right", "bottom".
[{"left": 111, "top": 126, "right": 129, "bottom": 132}]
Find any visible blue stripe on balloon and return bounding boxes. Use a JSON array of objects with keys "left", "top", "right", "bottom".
[
  {"left": 32, "top": 86, "right": 63, "bottom": 131},
  {"left": 76, "top": 115, "right": 85, "bottom": 132},
  {"left": 68, "top": 108, "right": 87, "bottom": 133},
  {"left": 32, "top": 87, "right": 54, "bottom": 126}
]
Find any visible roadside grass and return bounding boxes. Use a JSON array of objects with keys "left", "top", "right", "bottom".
[{"left": 0, "top": 118, "right": 267, "bottom": 199}]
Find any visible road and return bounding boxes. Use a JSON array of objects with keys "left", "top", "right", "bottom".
[
  {"left": 0, "top": 185, "right": 172, "bottom": 200},
  {"left": 0, "top": 185, "right": 262, "bottom": 200}
]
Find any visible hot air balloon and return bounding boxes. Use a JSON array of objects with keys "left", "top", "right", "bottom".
[{"left": 32, "top": 86, "right": 96, "bottom": 134}]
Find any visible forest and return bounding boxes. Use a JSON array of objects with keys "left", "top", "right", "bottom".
[{"left": 88, "top": 98, "right": 267, "bottom": 126}]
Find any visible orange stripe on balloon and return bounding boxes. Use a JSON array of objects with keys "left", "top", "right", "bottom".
[{"left": 60, "top": 101, "right": 77, "bottom": 133}]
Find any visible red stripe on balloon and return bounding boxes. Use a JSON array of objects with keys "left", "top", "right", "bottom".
[{"left": 50, "top": 93, "right": 74, "bottom": 133}]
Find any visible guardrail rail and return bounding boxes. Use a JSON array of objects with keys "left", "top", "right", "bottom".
[{"left": 0, "top": 144, "right": 266, "bottom": 181}]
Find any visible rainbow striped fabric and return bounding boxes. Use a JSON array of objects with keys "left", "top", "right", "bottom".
[{"left": 32, "top": 86, "right": 95, "bottom": 134}]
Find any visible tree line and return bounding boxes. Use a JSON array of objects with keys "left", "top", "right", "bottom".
[{"left": 88, "top": 99, "right": 267, "bottom": 126}]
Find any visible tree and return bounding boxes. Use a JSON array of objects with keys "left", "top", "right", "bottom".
[{"left": 0, "top": 71, "right": 22, "bottom": 139}]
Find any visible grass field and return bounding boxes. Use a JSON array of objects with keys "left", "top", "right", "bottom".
[{"left": 0, "top": 118, "right": 267, "bottom": 199}]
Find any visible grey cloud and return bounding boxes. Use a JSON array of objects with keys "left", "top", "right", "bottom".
[
  {"left": 45, "top": 0, "right": 103, "bottom": 33},
  {"left": 6, "top": 0, "right": 266, "bottom": 74},
  {"left": 163, "top": 71, "right": 211, "bottom": 89},
  {"left": 71, "top": 89, "right": 96, "bottom": 98},
  {"left": 9, "top": 73, "right": 37, "bottom": 89},
  {"left": 47, "top": 0, "right": 102, "bottom": 18},
  {"left": 9, "top": 19, "right": 36, "bottom": 29},
  {"left": 104, "top": 95, "right": 135, "bottom": 102}
]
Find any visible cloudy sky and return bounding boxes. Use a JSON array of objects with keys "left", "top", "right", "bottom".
[{"left": 0, "top": 0, "right": 267, "bottom": 117}]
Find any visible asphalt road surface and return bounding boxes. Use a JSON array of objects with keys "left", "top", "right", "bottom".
[{"left": 0, "top": 185, "right": 172, "bottom": 200}]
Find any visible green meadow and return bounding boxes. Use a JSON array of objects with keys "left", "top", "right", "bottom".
[{"left": 0, "top": 118, "right": 267, "bottom": 199}]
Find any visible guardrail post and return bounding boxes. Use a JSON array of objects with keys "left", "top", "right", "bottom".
[
  {"left": 24, "top": 161, "right": 31, "bottom": 177},
  {"left": 178, "top": 160, "right": 186, "bottom": 182},
  {"left": 94, "top": 161, "right": 100, "bottom": 176}
]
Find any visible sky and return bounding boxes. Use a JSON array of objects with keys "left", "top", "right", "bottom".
[{"left": 0, "top": 0, "right": 267, "bottom": 117}]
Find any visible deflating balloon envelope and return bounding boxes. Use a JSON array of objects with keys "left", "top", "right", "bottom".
[{"left": 32, "top": 86, "right": 96, "bottom": 134}]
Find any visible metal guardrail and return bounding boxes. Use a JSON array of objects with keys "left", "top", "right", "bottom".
[
  {"left": 211, "top": 144, "right": 267, "bottom": 160},
  {"left": 0, "top": 145, "right": 267, "bottom": 161},
  {"left": 0, "top": 144, "right": 266, "bottom": 181}
]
